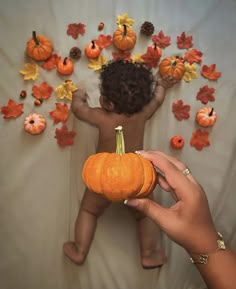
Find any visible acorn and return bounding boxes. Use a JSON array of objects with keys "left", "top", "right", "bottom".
[
  {"left": 34, "top": 98, "right": 43, "bottom": 106},
  {"left": 20, "top": 90, "right": 27, "bottom": 98},
  {"left": 98, "top": 22, "right": 104, "bottom": 31}
]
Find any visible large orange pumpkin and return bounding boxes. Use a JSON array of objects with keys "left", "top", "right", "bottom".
[
  {"left": 113, "top": 25, "right": 137, "bottom": 51},
  {"left": 26, "top": 31, "right": 53, "bottom": 61},
  {"left": 82, "top": 126, "right": 157, "bottom": 201},
  {"left": 159, "top": 56, "right": 185, "bottom": 80},
  {"left": 196, "top": 107, "right": 217, "bottom": 127}
]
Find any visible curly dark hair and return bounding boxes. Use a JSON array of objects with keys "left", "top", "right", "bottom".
[{"left": 99, "top": 60, "right": 154, "bottom": 115}]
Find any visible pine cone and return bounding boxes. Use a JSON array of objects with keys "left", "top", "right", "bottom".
[
  {"left": 140, "top": 21, "right": 155, "bottom": 36},
  {"left": 69, "top": 47, "right": 82, "bottom": 60}
]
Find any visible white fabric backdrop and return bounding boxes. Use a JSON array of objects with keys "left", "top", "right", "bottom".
[{"left": 1, "top": 0, "right": 236, "bottom": 288}]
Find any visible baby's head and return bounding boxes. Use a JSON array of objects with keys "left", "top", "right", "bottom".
[{"left": 99, "top": 60, "right": 154, "bottom": 115}]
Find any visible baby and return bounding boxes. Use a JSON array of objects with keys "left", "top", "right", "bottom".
[{"left": 63, "top": 60, "right": 177, "bottom": 269}]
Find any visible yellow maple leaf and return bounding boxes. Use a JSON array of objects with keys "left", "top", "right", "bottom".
[
  {"left": 55, "top": 80, "right": 78, "bottom": 101},
  {"left": 116, "top": 13, "right": 135, "bottom": 28},
  {"left": 19, "top": 63, "right": 39, "bottom": 80},
  {"left": 131, "top": 53, "right": 145, "bottom": 63},
  {"left": 183, "top": 63, "right": 198, "bottom": 83},
  {"left": 88, "top": 54, "right": 108, "bottom": 71}
]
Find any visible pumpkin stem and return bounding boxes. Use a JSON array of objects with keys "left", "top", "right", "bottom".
[
  {"left": 32, "top": 31, "right": 40, "bottom": 46},
  {"left": 63, "top": 57, "right": 68, "bottom": 65},
  {"left": 115, "top": 126, "right": 125, "bottom": 155},
  {"left": 209, "top": 108, "right": 214, "bottom": 116},
  {"left": 154, "top": 42, "right": 157, "bottom": 50},
  {"left": 171, "top": 60, "right": 177, "bottom": 67},
  {"left": 91, "top": 40, "right": 96, "bottom": 49},
  {"left": 123, "top": 24, "right": 127, "bottom": 36}
]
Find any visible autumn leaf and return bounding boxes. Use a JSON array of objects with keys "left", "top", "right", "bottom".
[
  {"left": 88, "top": 54, "right": 108, "bottom": 71},
  {"left": 95, "top": 34, "right": 112, "bottom": 49},
  {"left": 172, "top": 99, "right": 191, "bottom": 121},
  {"left": 19, "top": 63, "right": 39, "bottom": 80},
  {"left": 42, "top": 54, "right": 60, "bottom": 70},
  {"left": 54, "top": 125, "right": 76, "bottom": 148},
  {"left": 177, "top": 32, "right": 193, "bottom": 49},
  {"left": 183, "top": 63, "right": 198, "bottom": 82},
  {"left": 131, "top": 53, "right": 145, "bottom": 63},
  {"left": 1, "top": 99, "right": 24, "bottom": 119},
  {"left": 32, "top": 81, "right": 53, "bottom": 100},
  {"left": 190, "top": 129, "right": 210, "bottom": 151},
  {"left": 152, "top": 30, "right": 171, "bottom": 48},
  {"left": 49, "top": 103, "right": 69, "bottom": 124},
  {"left": 184, "top": 48, "right": 203, "bottom": 64},
  {"left": 201, "top": 64, "right": 221, "bottom": 81},
  {"left": 112, "top": 51, "right": 131, "bottom": 61},
  {"left": 55, "top": 80, "right": 78, "bottom": 101},
  {"left": 116, "top": 13, "right": 135, "bottom": 28},
  {"left": 141, "top": 45, "right": 162, "bottom": 68},
  {"left": 67, "top": 23, "right": 86, "bottom": 39},
  {"left": 196, "top": 85, "right": 215, "bottom": 104}
]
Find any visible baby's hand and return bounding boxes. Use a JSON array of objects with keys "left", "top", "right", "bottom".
[
  {"left": 156, "top": 74, "right": 179, "bottom": 89},
  {"left": 73, "top": 88, "right": 89, "bottom": 102}
]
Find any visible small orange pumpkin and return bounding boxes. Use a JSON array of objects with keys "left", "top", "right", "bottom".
[
  {"left": 24, "top": 113, "right": 46, "bottom": 135},
  {"left": 196, "top": 107, "right": 217, "bottom": 127},
  {"left": 113, "top": 25, "right": 137, "bottom": 51},
  {"left": 26, "top": 31, "right": 53, "bottom": 61},
  {"left": 82, "top": 126, "right": 157, "bottom": 202},
  {"left": 159, "top": 56, "right": 185, "bottom": 80},
  {"left": 85, "top": 41, "right": 101, "bottom": 59},
  {"left": 57, "top": 57, "right": 74, "bottom": 75},
  {"left": 170, "top": 135, "right": 185, "bottom": 149}
]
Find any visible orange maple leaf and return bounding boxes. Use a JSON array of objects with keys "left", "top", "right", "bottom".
[
  {"left": 141, "top": 44, "right": 162, "bottom": 68},
  {"left": 184, "top": 48, "right": 203, "bottom": 64},
  {"left": 112, "top": 51, "right": 131, "bottom": 61},
  {"left": 196, "top": 85, "right": 215, "bottom": 104},
  {"left": 172, "top": 99, "right": 191, "bottom": 120},
  {"left": 152, "top": 30, "right": 171, "bottom": 48},
  {"left": 54, "top": 125, "right": 76, "bottom": 148},
  {"left": 177, "top": 32, "right": 193, "bottom": 49},
  {"left": 67, "top": 23, "right": 86, "bottom": 39},
  {"left": 95, "top": 34, "right": 112, "bottom": 49},
  {"left": 49, "top": 103, "right": 69, "bottom": 124},
  {"left": 32, "top": 81, "right": 53, "bottom": 100},
  {"left": 42, "top": 54, "right": 60, "bottom": 70},
  {"left": 201, "top": 64, "right": 221, "bottom": 81},
  {"left": 190, "top": 129, "right": 210, "bottom": 151},
  {"left": 1, "top": 99, "right": 24, "bottom": 119}
]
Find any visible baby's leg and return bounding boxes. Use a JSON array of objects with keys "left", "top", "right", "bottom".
[
  {"left": 63, "top": 188, "right": 110, "bottom": 265},
  {"left": 135, "top": 193, "right": 167, "bottom": 269}
]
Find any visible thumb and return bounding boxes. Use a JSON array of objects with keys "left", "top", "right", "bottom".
[{"left": 125, "top": 198, "right": 167, "bottom": 227}]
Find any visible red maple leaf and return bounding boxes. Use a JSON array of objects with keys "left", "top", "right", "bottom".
[
  {"left": 196, "top": 85, "right": 215, "bottom": 104},
  {"left": 172, "top": 99, "right": 191, "bottom": 120},
  {"left": 152, "top": 30, "right": 171, "bottom": 48},
  {"left": 141, "top": 44, "right": 162, "bottom": 68},
  {"left": 49, "top": 103, "right": 69, "bottom": 124},
  {"left": 184, "top": 48, "right": 203, "bottom": 64},
  {"left": 177, "top": 32, "right": 193, "bottom": 49},
  {"left": 42, "top": 54, "right": 60, "bottom": 70},
  {"left": 55, "top": 125, "right": 76, "bottom": 148},
  {"left": 190, "top": 129, "right": 210, "bottom": 150},
  {"left": 201, "top": 64, "right": 221, "bottom": 81},
  {"left": 1, "top": 99, "right": 24, "bottom": 119},
  {"left": 32, "top": 81, "right": 53, "bottom": 100},
  {"left": 67, "top": 23, "right": 86, "bottom": 39},
  {"left": 95, "top": 34, "right": 112, "bottom": 49},
  {"left": 112, "top": 51, "right": 131, "bottom": 61}
]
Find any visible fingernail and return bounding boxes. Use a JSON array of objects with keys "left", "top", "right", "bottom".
[
  {"left": 124, "top": 199, "right": 128, "bottom": 205},
  {"left": 135, "top": 150, "right": 145, "bottom": 155}
]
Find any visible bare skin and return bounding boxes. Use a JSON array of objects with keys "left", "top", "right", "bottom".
[{"left": 63, "top": 75, "right": 178, "bottom": 268}]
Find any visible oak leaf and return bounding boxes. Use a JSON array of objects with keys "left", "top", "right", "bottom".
[
  {"left": 112, "top": 51, "right": 131, "bottom": 61},
  {"left": 141, "top": 46, "right": 162, "bottom": 68},
  {"left": 88, "top": 54, "right": 108, "bottom": 71},
  {"left": 1, "top": 99, "right": 24, "bottom": 119},
  {"left": 54, "top": 125, "right": 76, "bottom": 148},
  {"left": 201, "top": 64, "right": 221, "bottom": 81},
  {"left": 172, "top": 99, "right": 191, "bottom": 121},
  {"left": 67, "top": 23, "right": 86, "bottom": 39},
  {"left": 116, "top": 13, "right": 135, "bottom": 28},
  {"left": 95, "top": 34, "right": 112, "bottom": 49},
  {"left": 42, "top": 54, "right": 60, "bottom": 70},
  {"left": 183, "top": 63, "right": 198, "bottom": 82},
  {"left": 196, "top": 85, "right": 215, "bottom": 104},
  {"left": 152, "top": 30, "right": 171, "bottom": 48},
  {"left": 49, "top": 103, "right": 69, "bottom": 124},
  {"left": 184, "top": 48, "right": 203, "bottom": 64},
  {"left": 32, "top": 81, "right": 53, "bottom": 100},
  {"left": 19, "top": 63, "right": 39, "bottom": 80},
  {"left": 55, "top": 80, "right": 78, "bottom": 101},
  {"left": 177, "top": 32, "right": 193, "bottom": 49},
  {"left": 190, "top": 129, "right": 210, "bottom": 151}
]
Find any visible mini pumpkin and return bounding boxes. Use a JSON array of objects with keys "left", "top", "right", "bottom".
[
  {"left": 149, "top": 42, "right": 162, "bottom": 61},
  {"left": 196, "top": 107, "right": 217, "bottom": 127},
  {"left": 85, "top": 41, "right": 101, "bottom": 59},
  {"left": 57, "top": 57, "right": 74, "bottom": 75},
  {"left": 170, "top": 135, "right": 185, "bottom": 149},
  {"left": 24, "top": 113, "right": 46, "bottom": 135},
  {"left": 82, "top": 126, "right": 157, "bottom": 202},
  {"left": 113, "top": 25, "right": 137, "bottom": 51},
  {"left": 159, "top": 56, "right": 185, "bottom": 80},
  {"left": 26, "top": 31, "right": 53, "bottom": 61}
]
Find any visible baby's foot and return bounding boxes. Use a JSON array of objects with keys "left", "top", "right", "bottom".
[
  {"left": 63, "top": 241, "right": 86, "bottom": 265},
  {"left": 141, "top": 248, "right": 167, "bottom": 269}
]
